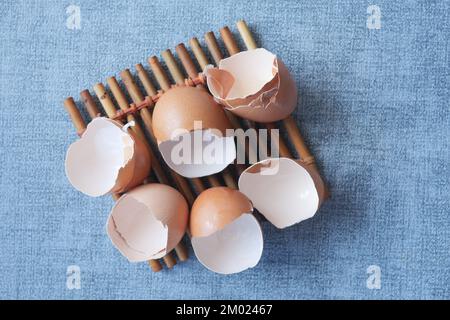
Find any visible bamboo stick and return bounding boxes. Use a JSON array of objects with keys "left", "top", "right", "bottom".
[
  {"left": 162, "top": 253, "right": 177, "bottom": 269},
  {"left": 119, "top": 69, "right": 195, "bottom": 203},
  {"left": 84, "top": 86, "right": 166, "bottom": 271},
  {"left": 134, "top": 66, "right": 191, "bottom": 261},
  {"left": 201, "top": 31, "right": 261, "bottom": 166},
  {"left": 219, "top": 26, "right": 240, "bottom": 55},
  {"left": 93, "top": 79, "right": 180, "bottom": 269},
  {"left": 283, "top": 116, "right": 316, "bottom": 166},
  {"left": 120, "top": 68, "right": 190, "bottom": 262},
  {"left": 92, "top": 83, "right": 117, "bottom": 118},
  {"left": 147, "top": 260, "right": 163, "bottom": 272},
  {"left": 134, "top": 64, "right": 161, "bottom": 147},
  {"left": 94, "top": 82, "right": 166, "bottom": 186},
  {"left": 161, "top": 50, "right": 184, "bottom": 85},
  {"left": 159, "top": 51, "right": 224, "bottom": 188},
  {"left": 189, "top": 38, "right": 209, "bottom": 70},
  {"left": 236, "top": 20, "right": 257, "bottom": 51},
  {"left": 162, "top": 49, "right": 237, "bottom": 189},
  {"left": 77, "top": 90, "right": 124, "bottom": 200},
  {"left": 203, "top": 31, "right": 256, "bottom": 135},
  {"left": 149, "top": 55, "right": 226, "bottom": 190},
  {"left": 107, "top": 77, "right": 184, "bottom": 268},
  {"left": 148, "top": 56, "right": 171, "bottom": 91},
  {"left": 175, "top": 44, "right": 198, "bottom": 80},
  {"left": 133, "top": 67, "right": 189, "bottom": 180},
  {"left": 63, "top": 97, "right": 85, "bottom": 136},
  {"left": 204, "top": 32, "right": 223, "bottom": 67},
  {"left": 148, "top": 53, "right": 216, "bottom": 189},
  {"left": 106, "top": 78, "right": 146, "bottom": 141},
  {"left": 136, "top": 63, "right": 158, "bottom": 96},
  {"left": 63, "top": 96, "right": 164, "bottom": 272},
  {"left": 172, "top": 44, "right": 240, "bottom": 188},
  {"left": 80, "top": 90, "right": 101, "bottom": 119},
  {"left": 218, "top": 26, "right": 274, "bottom": 160},
  {"left": 234, "top": 20, "right": 316, "bottom": 164},
  {"left": 178, "top": 42, "right": 248, "bottom": 178},
  {"left": 266, "top": 122, "right": 292, "bottom": 158},
  {"left": 235, "top": 20, "right": 328, "bottom": 199},
  {"left": 148, "top": 56, "right": 207, "bottom": 194}
]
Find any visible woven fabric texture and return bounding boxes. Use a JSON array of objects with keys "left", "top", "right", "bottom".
[{"left": 0, "top": 0, "right": 448, "bottom": 299}]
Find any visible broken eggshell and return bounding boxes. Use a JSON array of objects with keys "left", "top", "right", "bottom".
[
  {"left": 190, "top": 187, "right": 263, "bottom": 275},
  {"left": 65, "top": 117, "right": 151, "bottom": 197},
  {"left": 107, "top": 183, "right": 189, "bottom": 262},
  {"left": 152, "top": 86, "right": 236, "bottom": 178},
  {"left": 204, "top": 48, "right": 298, "bottom": 123},
  {"left": 238, "top": 157, "right": 326, "bottom": 229}
]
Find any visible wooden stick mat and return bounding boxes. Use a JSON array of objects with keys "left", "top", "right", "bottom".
[{"left": 63, "top": 20, "right": 326, "bottom": 272}]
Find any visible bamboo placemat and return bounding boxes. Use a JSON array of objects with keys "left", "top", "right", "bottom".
[{"left": 63, "top": 20, "right": 326, "bottom": 272}]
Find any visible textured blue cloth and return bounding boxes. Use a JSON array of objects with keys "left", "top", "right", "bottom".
[{"left": 0, "top": 0, "right": 449, "bottom": 299}]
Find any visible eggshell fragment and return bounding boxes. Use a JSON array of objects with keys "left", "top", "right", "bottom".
[
  {"left": 152, "top": 86, "right": 236, "bottom": 178},
  {"left": 204, "top": 48, "right": 298, "bottom": 123},
  {"left": 65, "top": 117, "right": 151, "bottom": 197},
  {"left": 238, "top": 158, "right": 326, "bottom": 229},
  {"left": 158, "top": 129, "right": 236, "bottom": 178},
  {"left": 106, "top": 184, "right": 188, "bottom": 262},
  {"left": 190, "top": 187, "right": 263, "bottom": 274},
  {"left": 191, "top": 214, "right": 263, "bottom": 275}
]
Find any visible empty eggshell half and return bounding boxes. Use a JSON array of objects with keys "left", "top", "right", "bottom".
[
  {"left": 106, "top": 183, "right": 188, "bottom": 262},
  {"left": 204, "top": 48, "right": 298, "bottom": 123},
  {"left": 238, "top": 157, "right": 326, "bottom": 229},
  {"left": 65, "top": 117, "right": 151, "bottom": 197},
  {"left": 190, "top": 187, "right": 263, "bottom": 274},
  {"left": 152, "top": 86, "right": 236, "bottom": 178}
]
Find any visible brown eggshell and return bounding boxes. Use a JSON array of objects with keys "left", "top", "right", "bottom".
[
  {"left": 120, "top": 127, "right": 152, "bottom": 192},
  {"left": 126, "top": 183, "right": 188, "bottom": 251},
  {"left": 238, "top": 157, "right": 326, "bottom": 229},
  {"left": 190, "top": 187, "right": 253, "bottom": 238},
  {"left": 152, "top": 86, "right": 236, "bottom": 178},
  {"left": 204, "top": 48, "right": 298, "bottom": 123},
  {"left": 152, "top": 86, "right": 232, "bottom": 142},
  {"left": 106, "top": 183, "right": 189, "bottom": 262},
  {"left": 105, "top": 118, "right": 152, "bottom": 194},
  {"left": 65, "top": 117, "right": 151, "bottom": 197},
  {"left": 190, "top": 187, "right": 264, "bottom": 274},
  {"left": 191, "top": 213, "right": 263, "bottom": 274}
]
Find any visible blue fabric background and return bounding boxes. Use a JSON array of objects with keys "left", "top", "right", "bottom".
[{"left": 0, "top": 0, "right": 448, "bottom": 299}]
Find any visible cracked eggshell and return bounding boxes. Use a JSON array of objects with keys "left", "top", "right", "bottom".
[
  {"left": 106, "top": 183, "right": 188, "bottom": 262},
  {"left": 190, "top": 187, "right": 263, "bottom": 274},
  {"left": 238, "top": 157, "right": 326, "bottom": 229},
  {"left": 204, "top": 48, "right": 298, "bottom": 123},
  {"left": 152, "top": 86, "right": 236, "bottom": 178},
  {"left": 65, "top": 117, "right": 151, "bottom": 197}
]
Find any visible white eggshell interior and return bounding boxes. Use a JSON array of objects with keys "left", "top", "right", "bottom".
[
  {"left": 218, "top": 48, "right": 276, "bottom": 99},
  {"left": 238, "top": 158, "right": 319, "bottom": 229},
  {"left": 158, "top": 129, "right": 236, "bottom": 178},
  {"left": 191, "top": 213, "right": 263, "bottom": 275},
  {"left": 107, "top": 195, "right": 168, "bottom": 262},
  {"left": 65, "top": 117, "right": 134, "bottom": 197}
]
